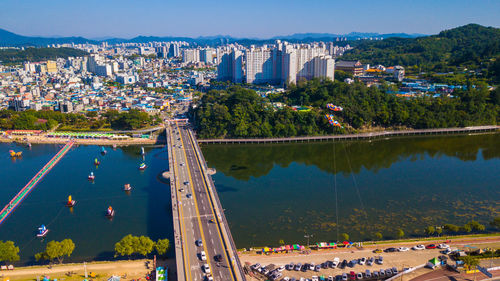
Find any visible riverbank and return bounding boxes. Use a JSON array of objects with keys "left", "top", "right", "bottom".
[
  {"left": 1, "top": 259, "right": 176, "bottom": 281},
  {"left": 0, "top": 135, "right": 165, "bottom": 146},
  {"left": 197, "top": 125, "right": 499, "bottom": 144}
]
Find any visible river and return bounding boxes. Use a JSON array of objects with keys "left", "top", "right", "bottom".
[
  {"left": 0, "top": 133, "right": 498, "bottom": 263},
  {"left": 202, "top": 133, "right": 500, "bottom": 248}
]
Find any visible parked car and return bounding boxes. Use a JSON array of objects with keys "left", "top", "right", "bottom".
[
  {"left": 315, "top": 265, "right": 321, "bottom": 272},
  {"left": 294, "top": 263, "right": 302, "bottom": 271},
  {"left": 342, "top": 273, "right": 348, "bottom": 281},
  {"left": 251, "top": 263, "right": 261, "bottom": 270},
  {"left": 392, "top": 267, "right": 398, "bottom": 274},
  {"left": 356, "top": 272, "right": 363, "bottom": 280},
  {"left": 358, "top": 257, "right": 366, "bottom": 265},
  {"left": 322, "top": 262, "right": 329, "bottom": 269},
  {"left": 366, "top": 257, "right": 374, "bottom": 266},
  {"left": 385, "top": 268, "right": 393, "bottom": 276},
  {"left": 398, "top": 247, "right": 410, "bottom": 252},
  {"left": 412, "top": 244, "right": 425, "bottom": 250},
  {"left": 373, "top": 249, "right": 382, "bottom": 253},
  {"left": 312, "top": 276, "right": 319, "bottom": 281},
  {"left": 286, "top": 262, "right": 294, "bottom": 270},
  {"left": 384, "top": 247, "right": 397, "bottom": 253},
  {"left": 373, "top": 271, "right": 379, "bottom": 278},
  {"left": 379, "top": 270, "right": 385, "bottom": 277},
  {"left": 426, "top": 244, "right": 437, "bottom": 249},
  {"left": 438, "top": 243, "right": 450, "bottom": 249},
  {"left": 278, "top": 265, "right": 286, "bottom": 272},
  {"left": 349, "top": 271, "right": 356, "bottom": 280},
  {"left": 376, "top": 256, "right": 383, "bottom": 265},
  {"left": 309, "top": 263, "right": 315, "bottom": 271},
  {"left": 365, "top": 270, "right": 372, "bottom": 278},
  {"left": 442, "top": 248, "right": 452, "bottom": 255},
  {"left": 341, "top": 260, "right": 347, "bottom": 269}
]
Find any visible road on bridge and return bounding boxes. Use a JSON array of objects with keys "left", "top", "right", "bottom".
[{"left": 170, "top": 121, "right": 242, "bottom": 281}]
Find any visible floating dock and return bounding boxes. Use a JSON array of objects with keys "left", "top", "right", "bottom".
[{"left": 0, "top": 141, "right": 74, "bottom": 226}]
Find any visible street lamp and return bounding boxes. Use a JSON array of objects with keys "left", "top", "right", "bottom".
[{"left": 304, "top": 234, "right": 313, "bottom": 247}]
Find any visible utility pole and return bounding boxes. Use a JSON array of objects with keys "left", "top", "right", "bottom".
[{"left": 304, "top": 234, "right": 313, "bottom": 248}]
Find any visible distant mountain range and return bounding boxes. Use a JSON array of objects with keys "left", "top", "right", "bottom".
[{"left": 0, "top": 28, "right": 427, "bottom": 47}]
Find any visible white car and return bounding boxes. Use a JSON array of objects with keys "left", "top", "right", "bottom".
[
  {"left": 438, "top": 243, "right": 450, "bottom": 249},
  {"left": 412, "top": 244, "right": 425, "bottom": 250},
  {"left": 278, "top": 265, "right": 285, "bottom": 272},
  {"left": 398, "top": 247, "right": 410, "bottom": 252},
  {"left": 202, "top": 264, "right": 210, "bottom": 273},
  {"left": 312, "top": 276, "right": 319, "bottom": 281},
  {"left": 199, "top": 251, "right": 207, "bottom": 261}
]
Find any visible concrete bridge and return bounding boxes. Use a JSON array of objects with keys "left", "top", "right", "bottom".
[{"left": 166, "top": 120, "right": 246, "bottom": 281}]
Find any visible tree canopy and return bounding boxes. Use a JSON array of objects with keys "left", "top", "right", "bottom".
[
  {"left": 0, "top": 241, "right": 20, "bottom": 263},
  {"left": 35, "top": 239, "right": 75, "bottom": 264}
]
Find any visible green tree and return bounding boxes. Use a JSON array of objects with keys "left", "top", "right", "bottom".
[
  {"left": 154, "top": 239, "right": 170, "bottom": 256},
  {"left": 460, "top": 224, "right": 472, "bottom": 233},
  {"left": 444, "top": 224, "right": 460, "bottom": 233},
  {"left": 425, "top": 226, "right": 436, "bottom": 236},
  {"left": 435, "top": 227, "right": 443, "bottom": 236},
  {"left": 0, "top": 241, "right": 20, "bottom": 262},
  {"left": 466, "top": 220, "right": 486, "bottom": 232},
  {"left": 115, "top": 234, "right": 138, "bottom": 258},
  {"left": 461, "top": 256, "right": 479, "bottom": 269},
  {"left": 36, "top": 239, "right": 75, "bottom": 264},
  {"left": 396, "top": 229, "right": 405, "bottom": 239},
  {"left": 136, "top": 236, "right": 154, "bottom": 257},
  {"left": 491, "top": 217, "right": 500, "bottom": 229},
  {"left": 341, "top": 233, "right": 350, "bottom": 241},
  {"left": 374, "top": 232, "right": 383, "bottom": 240},
  {"left": 279, "top": 239, "right": 285, "bottom": 246}
]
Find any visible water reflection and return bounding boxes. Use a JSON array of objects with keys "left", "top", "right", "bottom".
[{"left": 202, "top": 134, "right": 500, "bottom": 247}]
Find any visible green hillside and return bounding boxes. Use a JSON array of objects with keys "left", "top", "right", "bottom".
[{"left": 342, "top": 24, "right": 500, "bottom": 83}]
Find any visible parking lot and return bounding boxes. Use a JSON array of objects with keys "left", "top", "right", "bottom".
[{"left": 243, "top": 246, "right": 448, "bottom": 280}]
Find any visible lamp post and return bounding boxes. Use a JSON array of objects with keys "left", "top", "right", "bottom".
[{"left": 304, "top": 234, "right": 313, "bottom": 248}]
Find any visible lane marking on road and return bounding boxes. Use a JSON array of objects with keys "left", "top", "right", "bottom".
[{"left": 176, "top": 122, "right": 215, "bottom": 277}]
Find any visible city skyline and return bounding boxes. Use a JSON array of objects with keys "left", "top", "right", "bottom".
[{"left": 1, "top": 0, "right": 499, "bottom": 38}]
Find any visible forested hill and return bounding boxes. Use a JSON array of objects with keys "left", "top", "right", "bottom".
[
  {"left": 0, "top": 47, "right": 88, "bottom": 64},
  {"left": 342, "top": 24, "right": 500, "bottom": 83}
]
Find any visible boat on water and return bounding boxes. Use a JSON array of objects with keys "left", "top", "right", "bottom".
[
  {"left": 27, "top": 143, "right": 32, "bottom": 148},
  {"left": 66, "top": 195, "right": 76, "bottom": 207},
  {"left": 88, "top": 172, "right": 95, "bottom": 180},
  {"left": 9, "top": 150, "right": 22, "bottom": 158},
  {"left": 141, "top": 147, "right": 145, "bottom": 155},
  {"left": 106, "top": 206, "right": 115, "bottom": 218},
  {"left": 124, "top": 184, "right": 132, "bottom": 191},
  {"left": 113, "top": 144, "right": 117, "bottom": 149},
  {"left": 37, "top": 225, "right": 49, "bottom": 237},
  {"left": 138, "top": 163, "right": 147, "bottom": 170},
  {"left": 101, "top": 147, "right": 107, "bottom": 155},
  {"left": 94, "top": 158, "right": 100, "bottom": 165}
]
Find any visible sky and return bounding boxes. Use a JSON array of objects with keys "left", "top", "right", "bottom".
[{"left": 1, "top": 0, "right": 499, "bottom": 39}]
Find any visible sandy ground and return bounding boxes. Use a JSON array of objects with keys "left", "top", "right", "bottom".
[
  {"left": 239, "top": 236, "right": 500, "bottom": 280},
  {"left": 0, "top": 259, "right": 176, "bottom": 281},
  {"left": 0, "top": 135, "right": 164, "bottom": 146}
]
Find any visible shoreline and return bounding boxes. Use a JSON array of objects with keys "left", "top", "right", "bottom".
[
  {"left": 0, "top": 135, "right": 166, "bottom": 146},
  {"left": 197, "top": 125, "right": 500, "bottom": 144}
]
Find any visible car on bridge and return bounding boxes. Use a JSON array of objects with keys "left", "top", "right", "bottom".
[
  {"left": 199, "top": 251, "right": 207, "bottom": 261},
  {"left": 202, "top": 264, "right": 210, "bottom": 273},
  {"left": 196, "top": 239, "right": 203, "bottom": 247}
]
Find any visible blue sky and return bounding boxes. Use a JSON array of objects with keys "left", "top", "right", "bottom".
[{"left": 1, "top": 0, "right": 499, "bottom": 38}]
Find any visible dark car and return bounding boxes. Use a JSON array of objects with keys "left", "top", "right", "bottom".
[
  {"left": 214, "top": 254, "right": 222, "bottom": 262},
  {"left": 340, "top": 260, "right": 348, "bottom": 269},
  {"left": 384, "top": 247, "right": 397, "bottom": 253},
  {"left": 426, "top": 244, "right": 437, "bottom": 249}
]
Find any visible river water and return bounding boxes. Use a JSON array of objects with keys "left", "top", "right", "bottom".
[
  {"left": 1, "top": 133, "right": 499, "bottom": 263},
  {"left": 202, "top": 133, "right": 500, "bottom": 248},
  {"left": 0, "top": 143, "right": 173, "bottom": 264}
]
